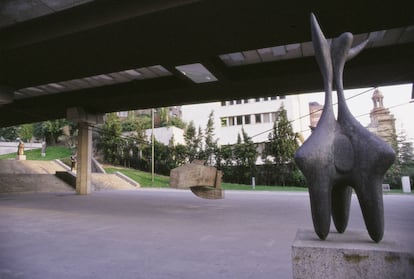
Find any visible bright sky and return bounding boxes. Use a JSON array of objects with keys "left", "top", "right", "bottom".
[{"left": 299, "top": 83, "right": 414, "bottom": 143}]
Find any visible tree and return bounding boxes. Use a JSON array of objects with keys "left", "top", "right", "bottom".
[
  {"left": 184, "top": 121, "right": 202, "bottom": 162},
  {"left": 385, "top": 131, "right": 414, "bottom": 188},
  {"left": 19, "top": 123, "right": 34, "bottom": 142},
  {"left": 121, "top": 113, "right": 138, "bottom": 132},
  {"left": 216, "top": 144, "right": 234, "bottom": 182},
  {"left": 0, "top": 126, "right": 19, "bottom": 141},
  {"left": 33, "top": 119, "right": 69, "bottom": 144},
  {"left": 99, "top": 113, "right": 122, "bottom": 164},
  {"left": 263, "top": 105, "right": 299, "bottom": 186},
  {"left": 233, "top": 128, "right": 258, "bottom": 184},
  {"left": 204, "top": 110, "right": 219, "bottom": 166}
]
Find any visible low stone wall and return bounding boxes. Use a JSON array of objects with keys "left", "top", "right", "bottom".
[
  {"left": 0, "top": 142, "right": 42, "bottom": 155},
  {"left": 55, "top": 171, "right": 76, "bottom": 189}
]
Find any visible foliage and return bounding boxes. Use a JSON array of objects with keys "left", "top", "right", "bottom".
[
  {"left": 262, "top": 105, "right": 300, "bottom": 186},
  {"left": 184, "top": 121, "right": 203, "bottom": 162},
  {"left": 168, "top": 116, "right": 186, "bottom": 129},
  {"left": 0, "top": 126, "right": 19, "bottom": 141},
  {"left": 121, "top": 114, "right": 138, "bottom": 132},
  {"left": 203, "top": 110, "right": 218, "bottom": 166},
  {"left": 19, "top": 124, "right": 34, "bottom": 142},
  {"left": 94, "top": 105, "right": 306, "bottom": 187},
  {"left": 232, "top": 128, "right": 258, "bottom": 184},
  {"left": 98, "top": 113, "right": 123, "bottom": 164},
  {"left": 33, "top": 119, "right": 69, "bottom": 144},
  {"left": 384, "top": 131, "right": 414, "bottom": 188}
]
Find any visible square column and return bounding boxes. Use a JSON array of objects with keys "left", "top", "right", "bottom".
[
  {"left": 67, "top": 107, "right": 104, "bottom": 195},
  {"left": 76, "top": 122, "right": 92, "bottom": 195}
]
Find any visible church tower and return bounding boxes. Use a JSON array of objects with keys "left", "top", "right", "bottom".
[{"left": 367, "top": 89, "right": 397, "bottom": 146}]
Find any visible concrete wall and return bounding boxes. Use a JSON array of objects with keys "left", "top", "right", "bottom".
[{"left": 0, "top": 142, "right": 43, "bottom": 155}]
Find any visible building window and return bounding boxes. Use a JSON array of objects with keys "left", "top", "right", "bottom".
[
  {"left": 117, "top": 111, "right": 128, "bottom": 118},
  {"left": 244, "top": 115, "right": 251, "bottom": 125},
  {"left": 278, "top": 95, "right": 286, "bottom": 99},
  {"left": 255, "top": 114, "right": 261, "bottom": 123},
  {"left": 229, "top": 100, "right": 234, "bottom": 105},
  {"left": 221, "top": 117, "right": 227, "bottom": 127},
  {"left": 236, "top": 99, "right": 242, "bottom": 104},
  {"left": 236, "top": 116, "right": 243, "bottom": 125},
  {"left": 221, "top": 101, "right": 226, "bottom": 106},
  {"left": 255, "top": 98, "right": 261, "bottom": 102},
  {"left": 271, "top": 96, "right": 277, "bottom": 100},
  {"left": 263, "top": 113, "right": 270, "bottom": 123},
  {"left": 229, "top": 117, "right": 235, "bottom": 126},
  {"left": 271, "top": 112, "right": 278, "bottom": 122},
  {"left": 263, "top": 97, "right": 269, "bottom": 101},
  {"left": 243, "top": 99, "right": 249, "bottom": 104}
]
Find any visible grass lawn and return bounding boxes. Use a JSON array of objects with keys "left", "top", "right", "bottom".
[
  {"left": 105, "top": 167, "right": 170, "bottom": 188},
  {"left": 104, "top": 166, "right": 410, "bottom": 193},
  {"left": 1, "top": 150, "right": 409, "bottom": 193},
  {"left": 104, "top": 165, "right": 308, "bottom": 191},
  {"left": 0, "top": 146, "right": 72, "bottom": 161}
]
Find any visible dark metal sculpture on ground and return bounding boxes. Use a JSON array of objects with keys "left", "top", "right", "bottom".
[{"left": 294, "top": 14, "right": 395, "bottom": 242}]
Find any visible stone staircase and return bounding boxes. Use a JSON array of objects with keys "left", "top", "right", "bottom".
[{"left": 0, "top": 159, "right": 139, "bottom": 193}]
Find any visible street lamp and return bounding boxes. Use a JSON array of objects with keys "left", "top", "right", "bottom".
[{"left": 151, "top": 108, "right": 155, "bottom": 186}]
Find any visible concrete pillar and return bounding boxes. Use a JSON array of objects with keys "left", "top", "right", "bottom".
[
  {"left": 66, "top": 107, "right": 104, "bottom": 195},
  {"left": 76, "top": 122, "right": 92, "bottom": 195}
]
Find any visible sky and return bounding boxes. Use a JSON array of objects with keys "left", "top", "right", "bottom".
[{"left": 299, "top": 83, "right": 414, "bottom": 143}]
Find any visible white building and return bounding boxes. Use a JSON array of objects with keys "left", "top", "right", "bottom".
[
  {"left": 144, "top": 126, "right": 185, "bottom": 146},
  {"left": 181, "top": 95, "right": 311, "bottom": 146}
]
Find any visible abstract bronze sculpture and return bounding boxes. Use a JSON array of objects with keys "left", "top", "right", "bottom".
[{"left": 294, "top": 14, "right": 395, "bottom": 242}]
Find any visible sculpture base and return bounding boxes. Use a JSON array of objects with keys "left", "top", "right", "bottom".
[
  {"left": 292, "top": 229, "right": 414, "bottom": 279},
  {"left": 16, "top": 155, "right": 26, "bottom": 160}
]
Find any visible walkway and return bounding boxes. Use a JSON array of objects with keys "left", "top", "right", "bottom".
[{"left": 0, "top": 189, "right": 413, "bottom": 279}]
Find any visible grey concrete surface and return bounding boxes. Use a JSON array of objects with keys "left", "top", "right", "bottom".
[
  {"left": 0, "top": 189, "right": 413, "bottom": 279},
  {"left": 292, "top": 229, "right": 414, "bottom": 279}
]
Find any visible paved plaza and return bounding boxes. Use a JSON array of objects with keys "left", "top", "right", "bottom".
[{"left": 1, "top": 189, "right": 413, "bottom": 279}]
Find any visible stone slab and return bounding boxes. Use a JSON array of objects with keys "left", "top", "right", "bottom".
[
  {"left": 292, "top": 229, "right": 414, "bottom": 279},
  {"left": 170, "top": 163, "right": 221, "bottom": 189}
]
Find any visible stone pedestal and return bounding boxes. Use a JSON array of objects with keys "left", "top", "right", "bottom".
[
  {"left": 16, "top": 155, "right": 26, "bottom": 160},
  {"left": 292, "top": 229, "right": 414, "bottom": 279}
]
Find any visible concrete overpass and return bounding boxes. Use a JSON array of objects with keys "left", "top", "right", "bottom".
[
  {"left": 0, "top": 0, "right": 413, "bottom": 127},
  {"left": 0, "top": 0, "right": 413, "bottom": 194}
]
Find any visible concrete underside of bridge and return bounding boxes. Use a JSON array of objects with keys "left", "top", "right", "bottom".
[
  {"left": 0, "top": 0, "right": 413, "bottom": 128},
  {"left": 0, "top": 0, "right": 413, "bottom": 194}
]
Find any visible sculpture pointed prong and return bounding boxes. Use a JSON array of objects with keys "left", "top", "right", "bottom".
[
  {"left": 308, "top": 180, "right": 333, "bottom": 240},
  {"left": 331, "top": 184, "right": 352, "bottom": 233},
  {"left": 347, "top": 39, "right": 369, "bottom": 61},
  {"left": 354, "top": 179, "right": 385, "bottom": 242}
]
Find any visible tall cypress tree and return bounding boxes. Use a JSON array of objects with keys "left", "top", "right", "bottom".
[
  {"left": 263, "top": 105, "right": 299, "bottom": 186},
  {"left": 204, "top": 110, "right": 218, "bottom": 166},
  {"left": 184, "top": 121, "right": 202, "bottom": 162}
]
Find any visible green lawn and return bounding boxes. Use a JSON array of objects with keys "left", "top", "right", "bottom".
[
  {"left": 1, "top": 150, "right": 409, "bottom": 193},
  {"left": 104, "top": 166, "right": 308, "bottom": 191},
  {"left": 105, "top": 167, "right": 170, "bottom": 188},
  {"left": 0, "top": 146, "right": 72, "bottom": 161}
]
